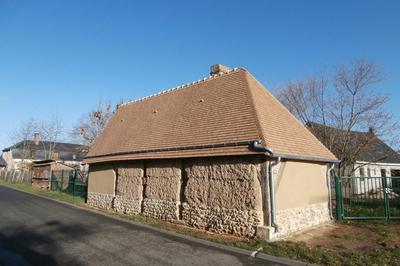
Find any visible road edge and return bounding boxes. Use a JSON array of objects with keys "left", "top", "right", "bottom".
[{"left": 0, "top": 184, "right": 310, "bottom": 266}]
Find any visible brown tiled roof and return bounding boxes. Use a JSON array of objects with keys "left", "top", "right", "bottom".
[{"left": 85, "top": 68, "right": 337, "bottom": 163}]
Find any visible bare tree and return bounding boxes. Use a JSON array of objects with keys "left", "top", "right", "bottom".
[
  {"left": 39, "top": 114, "right": 63, "bottom": 160},
  {"left": 276, "top": 59, "right": 399, "bottom": 175},
  {"left": 277, "top": 75, "right": 329, "bottom": 126},
  {"left": 10, "top": 117, "right": 38, "bottom": 167},
  {"left": 71, "top": 102, "right": 113, "bottom": 147},
  {"left": 9, "top": 115, "right": 64, "bottom": 166}
]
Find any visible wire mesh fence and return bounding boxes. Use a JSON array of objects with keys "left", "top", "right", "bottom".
[
  {"left": 336, "top": 176, "right": 400, "bottom": 220},
  {"left": 50, "top": 170, "right": 88, "bottom": 198}
]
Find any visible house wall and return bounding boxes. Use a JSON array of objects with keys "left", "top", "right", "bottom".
[
  {"left": 352, "top": 162, "right": 400, "bottom": 194},
  {"left": 114, "top": 162, "right": 144, "bottom": 215},
  {"left": 87, "top": 164, "right": 116, "bottom": 210},
  {"left": 143, "top": 160, "right": 181, "bottom": 221},
  {"left": 87, "top": 156, "right": 265, "bottom": 237},
  {"left": 86, "top": 156, "right": 331, "bottom": 239},
  {"left": 354, "top": 162, "right": 400, "bottom": 178},
  {"left": 182, "top": 157, "right": 264, "bottom": 237},
  {"left": 274, "top": 160, "right": 330, "bottom": 238}
]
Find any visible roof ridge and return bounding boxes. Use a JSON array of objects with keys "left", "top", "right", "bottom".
[
  {"left": 7, "top": 140, "right": 87, "bottom": 149},
  {"left": 244, "top": 71, "right": 337, "bottom": 160},
  {"left": 309, "top": 122, "right": 377, "bottom": 135},
  {"left": 242, "top": 71, "right": 266, "bottom": 146},
  {"left": 119, "top": 67, "right": 242, "bottom": 108}
]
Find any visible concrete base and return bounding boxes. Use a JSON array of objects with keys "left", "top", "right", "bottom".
[{"left": 256, "top": 226, "right": 277, "bottom": 241}]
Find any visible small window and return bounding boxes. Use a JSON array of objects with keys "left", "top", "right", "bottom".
[
  {"left": 359, "top": 167, "right": 365, "bottom": 177},
  {"left": 367, "top": 168, "right": 371, "bottom": 177}
]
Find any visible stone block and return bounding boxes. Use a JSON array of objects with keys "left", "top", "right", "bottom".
[
  {"left": 113, "top": 195, "right": 141, "bottom": 215},
  {"left": 87, "top": 192, "right": 114, "bottom": 210},
  {"left": 142, "top": 198, "right": 180, "bottom": 221}
]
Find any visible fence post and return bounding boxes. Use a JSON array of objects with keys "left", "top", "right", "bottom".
[
  {"left": 72, "top": 170, "right": 76, "bottom": 197},
  {"left": 382, "top": 176, "right": 390, "bottom": 220},
  {"left": 49, "top": 170, "right": 53, "bottom": 190},
  {"left": 60, "top": 170, "right": 64, "bottom": 192},
  {"left": 335, "top": 176, "right": 343, "bottom": 221}
]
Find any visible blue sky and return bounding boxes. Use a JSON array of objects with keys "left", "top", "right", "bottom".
[{"left": 0, "top": 0, "right": 399, "bottom": 148}]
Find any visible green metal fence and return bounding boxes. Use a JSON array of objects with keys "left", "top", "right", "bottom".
[
  {"left": 336, "top": 176, "right": 400, "bottom": 220},
  {"left": 50, "top": 170, "right": 88, "bottom": 198}
]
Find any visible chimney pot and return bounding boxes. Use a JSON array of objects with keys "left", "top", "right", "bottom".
[
  {"left": 368, "top": 127, "right": 376, "bottom": 135},
  {"left": 33, "top": 132, "right": 40, "bottom": 145},
  {"left": 210, "top": 64, "right": 232, "bottom": 75}
]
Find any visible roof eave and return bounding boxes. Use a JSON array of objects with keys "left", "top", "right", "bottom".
[{"left": 273, "top": 152, "right": 340, "bottom": 164}]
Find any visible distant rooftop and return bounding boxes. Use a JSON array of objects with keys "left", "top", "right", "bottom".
[
  {"left": 308, "top": 122, "right": 400, "bottom": 164},
  {"left": 3, "top": 140, "right": 88, "bottom": 161}
]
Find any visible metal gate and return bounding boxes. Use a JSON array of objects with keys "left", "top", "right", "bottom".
[
  {"left": 335, "top": 176, "right": 400, "bottom": 220},
  {"left": 50, "top": 170, "right": 88, "bottom": 198}
]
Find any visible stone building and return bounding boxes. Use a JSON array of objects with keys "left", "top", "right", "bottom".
[{"left": 84, "top": 65, "right": 338, "bottom": 239}]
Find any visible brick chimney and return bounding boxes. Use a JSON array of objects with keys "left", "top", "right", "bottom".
[
  {"left": 210, "top": 64, "right": 232, "bottom": 75},
  {"left": 368, "top": 127, "right": 376, "bottom": 135},
  {"left": 33, "top": 132, "right": 40, "bottom": 145}
]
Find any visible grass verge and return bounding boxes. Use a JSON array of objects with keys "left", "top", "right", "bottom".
[
  {"left": 1, "top": 180, "right": 399, "bottom": 265},
  {"left": 115, "top": 213, "right": 400, "bottom": 266},
  {"left": 0, "top": 179, "right": 85, "bottom": 205}
]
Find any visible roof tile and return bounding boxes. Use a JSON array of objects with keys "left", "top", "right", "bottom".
[{"left": 85, "top": 68, "right": 336, "bottom": 163}]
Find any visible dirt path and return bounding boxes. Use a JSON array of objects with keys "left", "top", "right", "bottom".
[{"left": 287, "top": 221, "right": 400, "bottom": 252}]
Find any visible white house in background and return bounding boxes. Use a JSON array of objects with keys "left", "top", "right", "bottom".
[
  {"left": 2, "top": 133, "right": 88, "bottom": 171},
  {"left": 350, "top": 131, "right": 400, "bottom": 194},
  {"left": 308, "top": 122, "right": 400, "bottom": 194},
  {"left": 353, "top": 162, "right": 400, "bottom": 195}
]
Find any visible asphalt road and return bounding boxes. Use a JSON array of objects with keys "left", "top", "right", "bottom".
[{"left": 0, "top": 186, "right": 279, "bottom": 266}]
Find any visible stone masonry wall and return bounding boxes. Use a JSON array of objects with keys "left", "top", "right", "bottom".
[
  {"left": 275, "top": 202, "right": 330, "bottom": 238},
  {"left": 182, "top": 157, "right": 264, "bottom": 237},
  {"left": 87, "top": 156, "right": 266, "bottom": 238},
  {"left": 142, "top": 199, "right": 180, "bottom": 221},
  {"left": 142, "top": 160, "right": 181, "bottom": 221},
  {"left": 87, "top": 192, "right": 114, "bottom": 210},
  {"left": 114, "top": 162, "right": 144, "bottom": 215}
]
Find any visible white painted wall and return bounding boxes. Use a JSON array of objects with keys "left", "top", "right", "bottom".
[{"left": 352, "top": 161, "right": 400, "bottom": 194}]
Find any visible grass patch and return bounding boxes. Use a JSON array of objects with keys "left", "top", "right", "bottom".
[
  {"left": 0, "top": 179, "right": 85, "bottom": 205},
  {"left": 108, "top": 212, "right": 400, "bottom": 265},
  {"left": 2, "top": 180, "right": 400, "bottom": 265}
]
